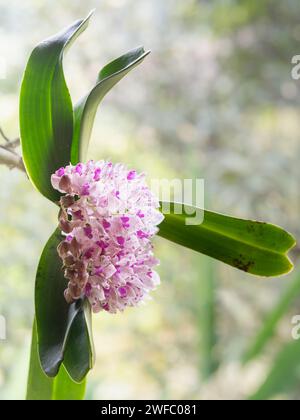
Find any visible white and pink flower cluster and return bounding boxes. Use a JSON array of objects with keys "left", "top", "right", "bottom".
[{"left": 51, "top": 160, "right": 164, "bottom": 314}]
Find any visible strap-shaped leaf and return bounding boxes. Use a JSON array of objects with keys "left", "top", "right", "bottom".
[
  {"left": 158, "top": 202, "right": 295, "bottom": 276},
  {"left": 20, "top": 11, "right": 94, "bottom": 202},
  {"left": 35, "top": 229, "right": 94, "bottom": 378},
  {"left": 71, "top": 47, "right": 150, "bottom": 163},
  {"left": 63, "top": 300, "right": 95, "bottom": 383}
]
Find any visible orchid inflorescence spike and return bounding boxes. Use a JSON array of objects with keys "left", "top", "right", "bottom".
[{"left": 51, "top": 160, "right": 164, "bottom": 314}]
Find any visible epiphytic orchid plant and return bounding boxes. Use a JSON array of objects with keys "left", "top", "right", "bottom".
[{"left": 12, "top": 11, "right": 295, "bottom": 399}]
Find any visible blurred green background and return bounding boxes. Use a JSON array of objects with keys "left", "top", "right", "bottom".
[{"left": 0, "top": 0, "right": 300, "bottom": 400}]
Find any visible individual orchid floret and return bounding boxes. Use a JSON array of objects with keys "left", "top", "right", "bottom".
[{"left": 51, "top": 160, "right": 164, "bottom": 314}]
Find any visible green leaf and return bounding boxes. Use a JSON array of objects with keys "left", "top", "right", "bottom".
[
  {"left": 27, "top": 321, "right": 86, "bottom": 400},
  {"left": 52, "top": 365, "right": 86, "bottom": 400},
  {"left": 158, "top": 202, "right": 295, "bottom": 276},
  {"left": 249, "top": 338, "right": 300, "bottom": 400},
  {"left": 242, "top": 270, "right": 300, "bottom": 364},
  {"left": 63, "top": 300, "right": 95, "bottom": 383},
  {"left": 20, "top": 11, "right": 94, "bottom": 202},
  {"left": 35, "top": 229, "right": 93, "bottom": 379},
  {"left": 35, "top": 228, "right": 81, "bottom": 376},
  {"left": 71, "top": 47, "right": 150, "bottom": 163},
  {"left": 26, "top": 320, "right": 53, "bottom": 400}
]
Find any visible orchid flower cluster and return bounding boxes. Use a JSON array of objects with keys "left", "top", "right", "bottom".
[{"left": 51, "top": 160, "right": 164, "bottom": 314}]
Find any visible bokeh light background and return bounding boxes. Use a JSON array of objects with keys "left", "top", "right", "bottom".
[{"left": 0, "top": 0, "right": 300, "bottom": 399}]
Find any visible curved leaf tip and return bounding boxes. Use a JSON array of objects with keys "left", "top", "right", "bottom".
[
  {"left": 97, "top": 46, "right": 151, "bottom": 82},
  {"left": 20, "top": 11, "right": 95, "bottom": 202},
  {"left": 71, "top": 46, "right": 151, "bottom": 163}
]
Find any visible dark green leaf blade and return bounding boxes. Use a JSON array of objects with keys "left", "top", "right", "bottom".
[
  {"left": 35, "top": 228, "right": 82, "bottom": 377},
  {"left": 20, "top": 12, "right": 94, "bottom": 202},
  {"left": 71, "top": 47, "right": 150, "bottom": 163},
  {"left": 63, "top": 300, "right": 95, "bottom": 383},
  {"left": 158, "top": 202, "right": 295, "bottom": 276},
  {"left": 35, "top": 228, "right": 95, "bottom": 380}
]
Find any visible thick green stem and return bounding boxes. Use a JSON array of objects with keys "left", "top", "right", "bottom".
[
  {"left": 26, "top": 318, "right": 87, "bottom": 400},
  {"left": 26, "top": 319, "right": 53, "bottom": 400}
]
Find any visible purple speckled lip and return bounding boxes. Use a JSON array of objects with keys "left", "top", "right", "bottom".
[
  {"left": 102, "top": 219, "right": 111, "bottom": 229},
  {"left": 118, "top": 287, "right": 127, "bottom": 298},
  {"left": 81, "top": 183, "right": 90, "bottom": 196},
  {"left": 116, "top": 236, "right": 125, "bottom": 246},
  {"left": 127, "top": 170, "right": 136, "bottom": 180},
  {"left": 56, "top": 167, "right": 65, "bottom": 177},
  {"left": 75, "top": 163, "right": 83, "bottom": 175}
]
